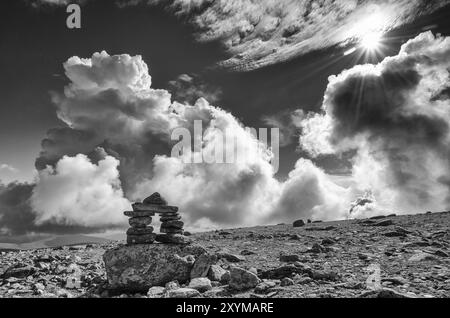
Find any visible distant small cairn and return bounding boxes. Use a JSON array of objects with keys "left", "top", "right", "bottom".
[{"left": 124, "top": 192, "right": 190, "bottom": 245}]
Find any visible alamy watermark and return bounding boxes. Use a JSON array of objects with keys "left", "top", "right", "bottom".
[
  {"left": 170, "top": 120, "right": 280, "bottom": 173},
  {"left": 66, "top": 4, "right": 81, "bottom": 29}
]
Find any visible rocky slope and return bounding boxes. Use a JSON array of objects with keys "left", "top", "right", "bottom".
[{"left": 0, "top": 211, "right": 449, "bottom": 298}]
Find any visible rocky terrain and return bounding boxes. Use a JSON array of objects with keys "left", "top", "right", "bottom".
[{"left": 0, "top": 211, "right": 449, "bottom": 298}]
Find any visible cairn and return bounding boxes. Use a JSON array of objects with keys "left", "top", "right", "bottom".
[{"left": 123, "top": 192, "right": 190, "bottom": 245}]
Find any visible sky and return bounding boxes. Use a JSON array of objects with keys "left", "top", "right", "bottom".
[{"left": 0, "top": 0, "right": 449, "bottom": 240}]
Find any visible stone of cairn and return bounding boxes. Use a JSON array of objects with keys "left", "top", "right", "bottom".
[{"left": 124, "top": 192, "right": 189, "bottom": 245}]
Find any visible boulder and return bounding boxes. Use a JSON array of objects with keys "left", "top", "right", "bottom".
[
  {"left": 207, "top": 265, "right": 228, "bottom": 282},
  {"left": 191, "top": 253, "right": 217, "bottom": 279},
  {"left": 293, "top": 219, "right": 305, "bottom": 227},
  {"left": 229, "top": 267, "right": 260, "bottom": 291},
  {"left": 103, "top": 243, "right": 206, "bottom": 292},
  {"left": 1, "top": 265, "right": 36, "bottom": 279}
]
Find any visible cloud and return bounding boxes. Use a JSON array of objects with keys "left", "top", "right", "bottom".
[
  {"left": 262, "top": 110, "right": 304, "bottom": 147},
  {"left": 0, "top": 181, "right": 118, "bottom": 236},
  {"left": 31, "top": 153, "right": 131, "bottom": 227},
  {"left": 28, "top": 0, "right": 449, "bottom": 71},
  {"left": 0, "top": 163, "right": 18, "bottom": 173},
  {"left": 167, "top": 73, "right": 222, "bottom": 105},
  {"left": 299, "top": 31, "right": 450, "bottom": 216},
  {"left": 19, "top": 50, "right": 348, "bottom": 235},
  {"left": 137, "top": 0, "right": 449, "bottom": 71}
]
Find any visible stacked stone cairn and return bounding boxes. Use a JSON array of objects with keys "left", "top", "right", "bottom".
[{"left": 124, "top": 192, "right": 190, "bottom": 245}]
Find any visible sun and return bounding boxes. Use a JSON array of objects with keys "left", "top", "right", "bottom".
[{"left": 360, "top": 31, "right": 383, "bottom": 51}]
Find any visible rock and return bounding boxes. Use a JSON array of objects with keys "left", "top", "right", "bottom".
[
  {"left": 126, "top": 227, "right": 154, "bottom": 235},
  {"left": 321, "top": 238, "right": 336, "bottom": 245},
  {"left": 155, "top": 234, "right": 192, "bottom": 245},
  {"left": 434, "top": 250, "right": 449, "bottom": 257},
  {"left": 383, "top": 231, "right": 407, "bottom": 237},
  {"left": 66, "top": 276, "right": 82, "bottom": 289},
  {"left": 240, "top": 249, "right": 256, "bottom": 256},
  {"left": 188, "top": 277, "right": 212, "bottom": 292},
  {"left": 229, "top": 267, "right": 260, "bottom": 291},
  {"left": 220, "top": 271, "right": 231, "bottom": 284},
  {"left": 165, "top": 281, "right": 180, "bottom": 290},
  {"left": 289, "top": 234, "right": 302, "bottom": 240},
  {"left": 167, "top": 288, "right": 200, "bottom": 298},
  {"left": 129, "top": 217, "right": 152, "bottom": 228},
  {"left": 124, "top": 211, "right": 155, "bottom": 217},
  {"left": 307, "top": 219, "right": 312, "bottom": 223},
  {"left": 280, "top": 278, "right": 294, "bottom": 286},
  {"left": 183, "top": 231, "right": 192, "bottom": 236},
  {"left": 370, "top": 215, "right": 388, "bottom": 220},
  {"left": 127, "top": 233, "right": 157, "bottom": 244},
  {"left": 132, "top": 203, "right": 178, "bottom": 213},
  {"left": 408, "top": 252, "right": 437, "bottom": 262},
  {"left": 56, "top": 289, "right": 73, "bottom": 298},
  {"left": 207, "top": 265, "right": 228, "bottom": 282},
  {"left": 372, "top": 219, "right": 394, "bottom": 227},
  {"left": 293, "top": 219, "right": 305, "bottom": 227},
  {"left": 33, "top": 283, "right": 46, "bottom": 292},
  {"left": 143, "top": 192, "right": 167, "bottom": 206},
  {"left": 381, "top": 276, "right": 407, "bottom": 286},
  {"left": 103, "top": 244, "right": 204, "bottom": 292},
  {"left": 191, "top": 253, "right": 217, "bottom": 279},
  {"left": 305, "top": 226, "right": 336, "bottom": 231},
  {"left": 216, "top": 252, "right": 245, "bottom": 263},
  {"left": 279, "top": 254, "right": 301, "bottom": 262},
  {"left": 160, "top": 228, "right": 184, "bottom": 234},
  {"left": 219, "top": 230, "right": 232, "bottom": 235},
  {"left": 254, "top": 281, "right": 277, "bottom": 293},
  {"left": 310, "top": 270, "right": 340, "bottom": 281},
  {"left": 203, "top": 287, "right": 228, "bottom": 297},
  {"left": 358, "top": 288, "right": 415, "bottom": 298},
  {"left": 160, "top": 215, "right": 181, "bottom": 222},
  {"left": 309, "top": 243, "right": 327, "bottom": 253},
  {"left": 261, "top": 264, "right": 307, "bottom": 279},
  {"left": 161, "top": 220, "right": 184, "bottom": 229},
  {"left": 296, "top": 276, "right": 313, "bottom": 284},
  {"left": 147, "top": 286, "right": 165, "bottom": 298},
  {"left": 1, "top": 265, "right": 35, "bottom": 279},
  {"left": 34, "top": 255, "right": 53, "bottom": 263}
]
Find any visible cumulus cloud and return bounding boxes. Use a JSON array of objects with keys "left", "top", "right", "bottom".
[
  {"left": 262, "top": 110, "right": 304, "bottom": 147},
  {"left": 31, "top": 153, "right": 131, "bottom": 227},
  {"left": 14, "top": 50, "right": 348, "bottom": 235},
  {"left": 299, "top": 31, "right": 450, "bottom": 216}
]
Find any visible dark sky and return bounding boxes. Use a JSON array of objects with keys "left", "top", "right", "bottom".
[{"left": 0, "top": 0, "right": 449, "bottom": 182}]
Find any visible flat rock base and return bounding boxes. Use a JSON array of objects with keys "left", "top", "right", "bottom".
[{"left": 103, "top": 243, "right": 206, "bottom": 292}]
